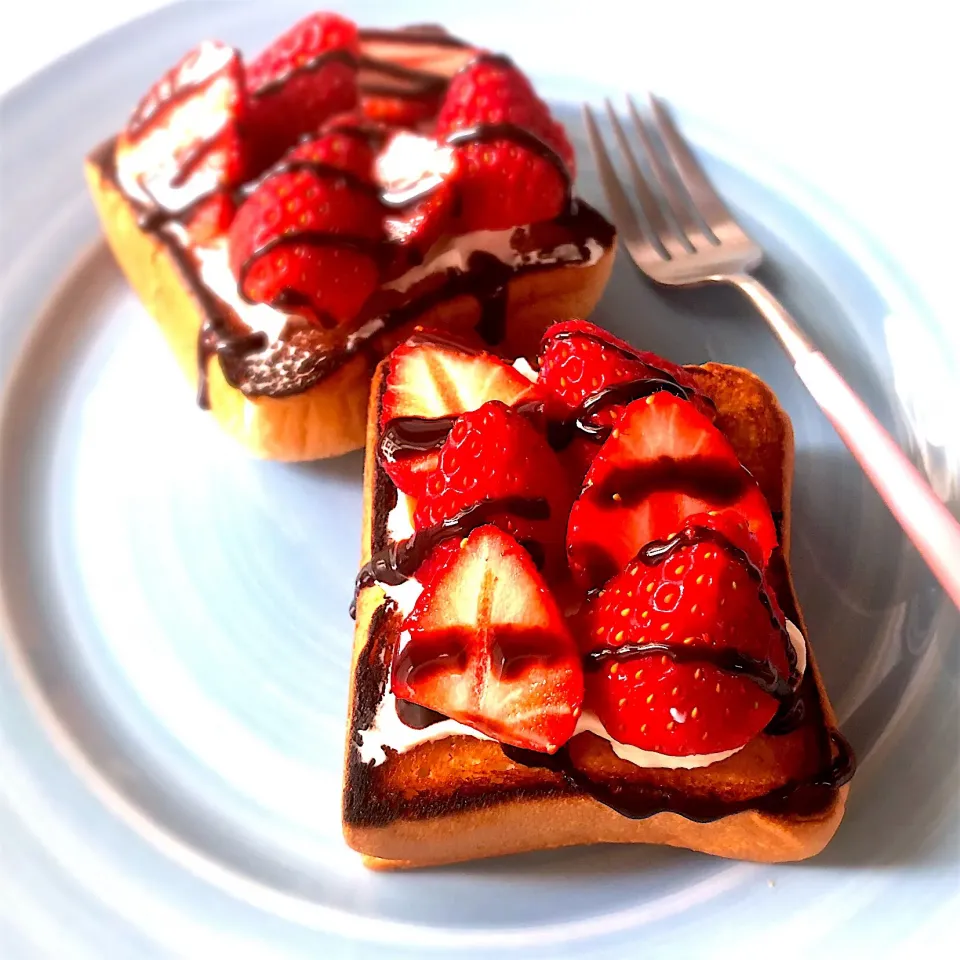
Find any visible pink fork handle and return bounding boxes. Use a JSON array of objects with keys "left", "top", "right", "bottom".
[
  {"left": 794, "top": 350, "right": 960, "bottom": 609},
  {"left": 729, "top": 273, "right": 960, "bottom": 610}
]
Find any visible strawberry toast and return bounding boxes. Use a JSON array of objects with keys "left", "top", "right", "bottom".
[
  {"left": 344, "top": 320, "right": 855, "bottom": 868},
  {"left": 85, "top": 15, "right": 615, "bottom": 460}
]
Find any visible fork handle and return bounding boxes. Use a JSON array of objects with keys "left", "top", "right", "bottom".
[{"left": 729, "top": 273, "right": 960, "bottom": 610}]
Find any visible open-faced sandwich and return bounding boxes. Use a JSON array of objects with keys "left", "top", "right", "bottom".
[
  {"left": 85, "top": 15, "right": 615, "bottom": 459},
  {"left": 344, "top": 320, "right": 855, "bottom": 868}
]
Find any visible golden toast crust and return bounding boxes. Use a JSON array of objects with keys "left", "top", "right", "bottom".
[
  {"left": 343, "top": 359, "right": 849, "bottom": 868},
  {"left": 84, "top": 141, "right": 615, "bottom": 461}
]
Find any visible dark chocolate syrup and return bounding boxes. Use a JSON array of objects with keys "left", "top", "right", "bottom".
[
  {"left": 573, "top": 459, "right": 758, "bottom": 590},
  {"left": 395, "top": 699, "right": 446, "bottom": 729},
  {"left": 545, "top": 378, "right": 692, "bottom": 449},
  {"left": 395, "top": 624, "right": 570, "bottom": 688},
  {"left": 585, "top": 642, "right": 792, "bottom": 699},
  {"left": 501, "top": 729, "right": 855, "bottom": 823},
  {"left": 354, "top": 26, "right": 472, "bottom": 106},
  {"left": 350, "top": 495, "right": 549, "bottom": 617},
  {"left": 379, "top": 415, "right": 458, "bottom": 463},
  {"left": 543, "top": 326, "right": 716, "bottom": 414},
  {"left": 357, "top": 54, "right": 450, "bottom": 99},
  {"left": 250, "top": 48, "right": 359, "bottom": 100},
  {"left": 134, "top": 185, "right": 221, "bottom": 234},
  {"left": 358, "top": 26, "right": 472, "bottom": 48},
  {"left": 377, "top": 376, "right": 696, "bottom": 468},
  {"left": 599, "top": 459, "right": 748, "bottom": 513}
]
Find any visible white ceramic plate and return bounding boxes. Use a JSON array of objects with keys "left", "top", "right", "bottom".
[{"left": 1, "top": 3, "right": 957, "bottom": 957}]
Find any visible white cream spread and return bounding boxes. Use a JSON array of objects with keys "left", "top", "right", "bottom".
[{"left": 361, "top": 489, "right": 809, "bottom": 769}]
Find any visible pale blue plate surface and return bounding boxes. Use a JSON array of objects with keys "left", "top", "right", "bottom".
[{"left": 1, "top": 2, "right": 957, "bottom": 957}]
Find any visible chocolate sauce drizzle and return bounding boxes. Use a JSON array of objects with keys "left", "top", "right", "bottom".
[
  {"left": 250, "top": 48, "right": 359, "bottom": 100},
  {"left": 356, "top": 25, "right": 471, "bottom": 102},
  {"left": 358, "top": 26, "right": 472, "bottom": 48},
  {"left": 350, "top": 495, "right": 549, "bottom": 617},
  {"left": 545, "top": 327, "right": 716, "bottom": 413},
  {"left": 501, "top": 730, "right": 855, "bottom": 823},
  {"left": 357, "top": 54, "right": 450, "bottom": 99},
  {"left": 395, "top": 699, "right": 448, "bottom": 729},
  {"left": 377, "top": 376, "right": 695, "bottom": 471},
  {"left": 379, "top": 415, "right": 458, "bottom": 463}
]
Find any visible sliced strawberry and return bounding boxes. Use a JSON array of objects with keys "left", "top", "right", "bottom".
[
  {"left": 538, "top": 320, "right": 710, "bottom": 420},
  {"left": 227, "top": 148, "right": 383, "bottom": 326},
  {"left": 567, "top": 392, "right": 778, "bottom": 590},
  {"left": 393, "top": 525, "right": 583, "bottom": 752},
  {"left": 537, "top": 319, "right": 713, "bottom": 483},
  {"left": 436, "top": 55, "right": 575, "bottom": 172},
  {"left": 246, "top": 13, "right": 360, "bottom": 171},
  {"left": 435, "top": 56, "right": 575, "bottom": 231},
  {"left": 414, "top": 400, "right": 574, "bottom": 577},
  {"left": 116, "top": 41, "right": 248, "bottom": 240},
  {"left": 576, "top": 511, "right": 790, "bottom": 756},
  {"left": 376, "top": 133, "right": 459, "bottom": 280},
  {"left": 285, "top": 129, "right": 375, "bottom": 182},
  {"left": 184, "top": 192, "right": 237, "bottom": 244},
  {"left": 360, "top": 93, "right": 439, "bottom": 128},
  {"left": 379, "top": 340, "right": 534, "bottom": 498}
]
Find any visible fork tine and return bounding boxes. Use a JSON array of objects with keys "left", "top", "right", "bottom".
[
  {"left": 625, "top": 96, "right": 708, "bottom": 250},
  {"left": 647, "top": 93, "right": 731, "bottom": 235},
  {"left": 602, "top": 100, "right": 682, "bottom": 260},
  {"left": 582, "top": 104, "right": 649, "bottom": 259}
]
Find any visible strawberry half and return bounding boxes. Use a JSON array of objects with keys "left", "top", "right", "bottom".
[
  {"left": 246, "top": 12, "right": 360, "bottom": 171},
  {"left": 376, "top": 132, "right": 460, "bottom": 280},
  {"left": 576, "top": 511, "right": 790, "bottom": 756},
  {"left": 116, "top": 41, "right": 248, "bottom": 241},
  {"left": 227, "top": 132, "right": 384, "bottom": 326},
  {"left": 537, "top": 319, "right": 713, "bottom": 482},
  {"left": 567, "top": 392, "right": 778, "bottom": 591},
  {"left": 379, "top": 339, "right": 534, "bottom": 498},
  {"left": 435, "top": 56, "right": 575, "bottom": 231},
  {"left": 393, "top": 525, "right": 583, "bottom": 752},
  {"left": 414, "top": 401, "right": 575, "bottom": 577},
  {"left": 284, "top": 127, "right": 376, "bottom": 182},
  {"left": 538, "top": 320, "right": 711, "bottom": 421}
]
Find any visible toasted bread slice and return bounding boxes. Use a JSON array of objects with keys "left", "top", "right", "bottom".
[
  {"left": 343, "top": 356, "right": 851, "bottom": 868},
  {"left": 84, "top": 140, "right": 615, "bottom": 462}
]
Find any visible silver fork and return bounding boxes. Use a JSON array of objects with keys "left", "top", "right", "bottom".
[{"left": 585, "top": 96, "right": 960, "bottom": 610}]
